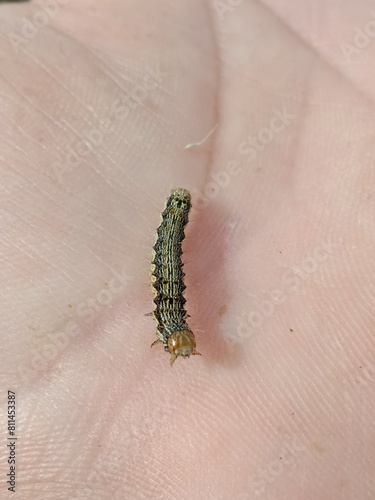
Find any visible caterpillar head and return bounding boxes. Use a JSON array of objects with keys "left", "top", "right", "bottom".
[{"left": 167, "top": 329, "right": 201, "bottom": 366}]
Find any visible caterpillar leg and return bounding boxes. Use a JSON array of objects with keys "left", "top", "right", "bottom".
[{"left": 150, "top": 338, "right": 163, "bottom": 348}]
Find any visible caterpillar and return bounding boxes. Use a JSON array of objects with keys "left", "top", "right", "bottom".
[{"left": 151, "top": 188, "right": 201, "bottom": 366}]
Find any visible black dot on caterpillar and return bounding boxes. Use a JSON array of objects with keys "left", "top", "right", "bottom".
[{"left": 150, "top": 188, "right": 201, "bottom": 366}]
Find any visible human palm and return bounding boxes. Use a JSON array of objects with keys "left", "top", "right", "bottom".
[{"left": 0, "top": 1, "right": 374, "bottom": 499}]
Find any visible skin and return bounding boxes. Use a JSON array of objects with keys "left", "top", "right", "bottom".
[{"left": 0, "top": 0, "right": 374, "bottom": 499}]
